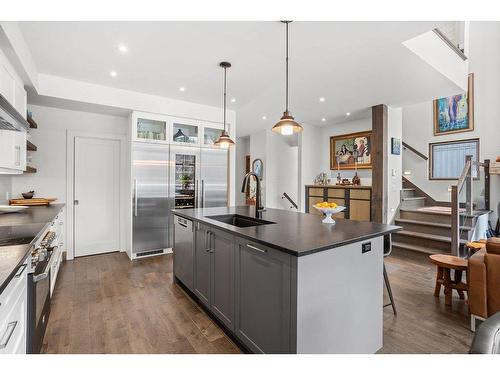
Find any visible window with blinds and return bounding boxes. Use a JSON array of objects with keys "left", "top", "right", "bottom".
[{"left": 429, "top": 138, "right": 479, "bottom": 180}]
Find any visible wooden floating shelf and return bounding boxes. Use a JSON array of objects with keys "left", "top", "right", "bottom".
[
  {"left": 27, "top": 117, "right": 38, "bottom": 129},
  {"left": 27, "top": 140, "right": 37, "bottom": 151},
  {"left": 24, "top": 166, "right": 37, "bottom": 174}
]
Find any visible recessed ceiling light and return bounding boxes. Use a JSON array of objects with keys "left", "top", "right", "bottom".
[
  {"left": 231, "top": 98, "right": 236, "bottom": 103},
  {"left": 262, "top": 116, "right": 267, "bottom": 120},
  {"left": 321, "top": 118, "right": 326, "bottom": 122},
  {"left": 346, "top": 112, "right": 351, "bottom": 116},
  {"left": 319, "top": 97, "right": 325, "bottom": 102},
  {"left": 110, "top": 70, "right": 117, "bottom": 77},
  {"left": 118, "top": 44, "right": 128, "bottom": 53},
  {"left": 179, "top": 87, "right": 186, "bottom": 92}
]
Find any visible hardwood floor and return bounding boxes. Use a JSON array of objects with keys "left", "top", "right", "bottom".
[
  {"left": 42, "top": 250, "right": 473, "bottom": 354},
  {"left": 42, "top": 252, "right": 241, "bottom": 354}
]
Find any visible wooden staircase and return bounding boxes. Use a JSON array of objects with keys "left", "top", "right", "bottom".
[{"left": 392, "top": 180, "right": 476, "bottom": 256}]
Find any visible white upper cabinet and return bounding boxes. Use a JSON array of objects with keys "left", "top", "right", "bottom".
[
  {"left": 131, "top": 112, "right": 227, "bottom": 149},
  {"left": 0, "top": 129, "right": 26, "bottom": 173},
  {"left": 0, "top": 49, "right": 27, "bottom": 120},
  {"left": 201, "top": 122, "right": 225, "bottom": 147},
  {"left": 171, "top": 118, "right": 200, "bottom": 146}
]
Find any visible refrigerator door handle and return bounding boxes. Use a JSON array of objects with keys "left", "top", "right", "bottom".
[
  {"left": 195, "top": 180, "right": 199, "bottom": 208},
  {"left": 134, "top": 179, "right": 138, "bottom": 217},
  {"left": 201, "top": 179, "right": 205, "bottom": 208}
]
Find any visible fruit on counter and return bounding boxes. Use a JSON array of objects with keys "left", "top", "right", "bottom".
[{"left": 315, "top": 201, "right": 338, "bottom": 209}]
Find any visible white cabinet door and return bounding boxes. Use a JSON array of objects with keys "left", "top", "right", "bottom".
[
  {"left": 0, "top": 63, "right": 15, "bottom": 104},
  {"left": 14, "top": 81, "right": 27, "bottom": 119},
  {"left": 0, "top": 129, "right": 26, "bottom": 172}
]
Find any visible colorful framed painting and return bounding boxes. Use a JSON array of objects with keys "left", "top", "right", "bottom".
[
  {"left": 391, "top": 137, "right": 401, "bottom": 155},
  {"left": 330, "top": 130, "right": 372, "bottom": 170},
  {"left": 433, "top": 73, "right": 474, "bottom": 136}
]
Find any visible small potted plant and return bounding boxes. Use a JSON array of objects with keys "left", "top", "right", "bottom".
[{"left": 180, "top": 174, "right": 191, "bottom": 189}]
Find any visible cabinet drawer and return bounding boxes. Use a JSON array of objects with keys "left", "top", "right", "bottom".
[
  {"left": 308, "top": 187, "right": 324, "bottom": 197},
  {"left": 0, "top": 263, "right": 27, "bottom": 316},
  {"left": 349, "top": 189, "right": 371, "bottom": 200},
  {"left": 327, "top": 188, "right": 345, "bottom": 198},
  {"left": 0, "top": 284, "right": 26, "bottom": 354}
]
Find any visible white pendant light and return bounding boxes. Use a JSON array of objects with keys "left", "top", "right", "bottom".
[
  {"left": 272, "top": 21, "right": 303, "bottom": 136},
  {"left": 214, "top": 61, "right": 235, "bottom": 148}
]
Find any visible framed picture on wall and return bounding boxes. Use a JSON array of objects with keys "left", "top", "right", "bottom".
[
  {"left": 391, "top": 138, "right": 401, "bottom": 155},
  {"left": 252, "top": 158, "right": 263, "bottom": 180},
  {"left": 330, "top": 130, "right": 372, "bottom": 170},
  {"left": 433, "top": 73, "right": 474, "bottom": 136}
]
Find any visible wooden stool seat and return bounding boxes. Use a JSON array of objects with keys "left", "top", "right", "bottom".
[{"left": 429, "top": 254, "right": 468, "bottom": 306}]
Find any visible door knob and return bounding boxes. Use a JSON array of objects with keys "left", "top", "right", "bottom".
[{"left": 74, "top": 200, "right": 79, "bottom": 206}]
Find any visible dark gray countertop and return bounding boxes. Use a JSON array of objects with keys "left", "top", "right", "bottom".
[
  {"left": 172, "top": 206, "right": 401, "bottom": 257},
  {"left": 0, "top": 203, "right": 65, "bottom": 294}
]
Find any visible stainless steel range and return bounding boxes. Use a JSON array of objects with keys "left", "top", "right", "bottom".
[{"left": 27, "top": 229, "right": 58, "bottom": 354}]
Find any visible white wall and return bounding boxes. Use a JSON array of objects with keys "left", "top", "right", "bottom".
[
  {"left": 298, "top": 123, "right": 322, "bottom": 211},
  {"left": 387, "top": 107, "right": 403, "bottom": 223},
  {"left": 320, "top": 117, "right": 373, "bottom": 186},
  {"left": 0, "top": 176, "right": 12, "bottom": 204},
  {"left": 235, "top": 136, "right": 249, "bottom": 206},
  {"left": 11, "top": 105, "right": 128, "bottom": 199},
  {"left": 10, "top": 105, "right": 128, "bottom": 258},
  {"left": 402, "top": 22, "right": 500, "bottom": 224}
]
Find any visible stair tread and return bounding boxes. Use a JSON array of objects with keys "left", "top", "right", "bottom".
[
  {"left": 392, "top": 241, "right": 445, "bottom": 255},
  {"left": 399, "top": 207, "right": 487, "bottom": 217},
  {"left": 401, "top": 188, "right": 416, "bottom": 191},
  {"left": 395, "top": 230, "right": 467, "bottom": 244},
  {"left": 394, "top": 218, "right": 473, "bottom": 231},
  {"left": 402, "top": 197, "right": 426, "bottom": 201}
]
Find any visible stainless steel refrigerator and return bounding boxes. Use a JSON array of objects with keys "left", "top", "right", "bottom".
[
  {"left": 132, "top": 142, "right": 228, "bottom": 258},
  {"left": 132, "top": 143, "right": 171, "bottom": 257},
  {"left": 167, "top": 145, "right": 228, "bottom": 246}
]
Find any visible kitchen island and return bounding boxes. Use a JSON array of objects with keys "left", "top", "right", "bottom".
[{"left": 172, "top": 206, "right": 400, "bottom": 354}]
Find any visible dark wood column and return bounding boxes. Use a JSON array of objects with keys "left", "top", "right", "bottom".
[{"left": 371, "top": 104, "right": 388, "bottom": 224}]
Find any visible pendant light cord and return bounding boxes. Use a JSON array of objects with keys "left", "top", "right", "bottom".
[
  {"left": 223, "top": 65, "right": 227, "bottom": 132},
  {"left": 285, "top": 21, "right": 289, "bottom": 113}
]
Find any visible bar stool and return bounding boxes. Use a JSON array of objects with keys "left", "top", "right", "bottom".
[{"left": 383, "top": 234, "right": 397, "bottom": 315}]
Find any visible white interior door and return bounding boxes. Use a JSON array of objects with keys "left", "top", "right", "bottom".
[{"left": 74, "top": 136, "right": 120, "bottom": 257}]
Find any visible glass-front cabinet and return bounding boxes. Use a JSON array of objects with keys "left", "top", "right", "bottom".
[
  {"left": 172, "top": 120, "right": 199, "bottom": 145},
  {"left": 136, "top": 117, "right": 167, "bottom": 142},
  {"left": 203, "top": 126, "right": 224, "bottom": 146}
]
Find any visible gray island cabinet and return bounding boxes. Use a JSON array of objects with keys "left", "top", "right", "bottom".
[{"left": 172, "top": 206, "right": 400, "bottom": 354}]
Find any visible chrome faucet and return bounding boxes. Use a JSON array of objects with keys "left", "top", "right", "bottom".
[{"left": 241, "top": 172, "right": 264, "bottom": 218}]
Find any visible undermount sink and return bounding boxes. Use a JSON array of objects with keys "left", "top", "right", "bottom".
[{"left": 206, "top": 214, "right": 275, "bottom": 228}]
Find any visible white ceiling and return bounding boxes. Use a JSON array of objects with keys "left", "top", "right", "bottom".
[{"left": 19, "top": 21, "right": 462, "bottom": 136}]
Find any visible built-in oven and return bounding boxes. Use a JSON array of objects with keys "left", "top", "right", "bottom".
[{"left": 27, "top": 231, "right": 57, "bottom": 354}]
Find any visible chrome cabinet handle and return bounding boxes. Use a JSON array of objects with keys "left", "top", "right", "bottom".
[
  {"left": 246, "top": 244, "right": 267, "bottom": 253},
  {"left": 205, "top": 230, "right": 210, "bottom": 252},
  {"left": 134, "top": 179, "right": 138, "bottom": 217},
  {"left": 195, "top": 180, "right": 199, "bottom": 208},
  {"left": 201, "top": 180, "right": 205, "bottom": 208},
  {"left": 0, "top": 321, "right": 18, "bottom": 349},
  {"left": 14, "top": 264, "right": 27, "bottom": 278},
  {"left": 14, "top": 146, "right": 21, "bottom": 166},
  {"left": 209, "top": 231, "right": 214, "bottom": 253}
]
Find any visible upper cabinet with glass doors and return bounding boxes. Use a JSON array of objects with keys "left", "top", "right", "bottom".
[
  {"left": 132, "top": 112, "right": 229, "bottom": 148},
  {"left": 171, "top": 119, "right": 200, "bottom": 145},
  {"left": 134, "top": 114, "right": 169, "bottom": 143},
  {"left": 201, "top": 121, "right": 226, "bottom": 147}
]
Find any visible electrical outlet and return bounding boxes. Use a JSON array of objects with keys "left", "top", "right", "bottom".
[{"left": 362, "top": 242, "right": 371, "bottom": 254}]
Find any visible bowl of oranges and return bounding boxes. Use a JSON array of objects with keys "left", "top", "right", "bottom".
[{"left": 313, "top": 202, "right": 346, "bottom": 224}]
